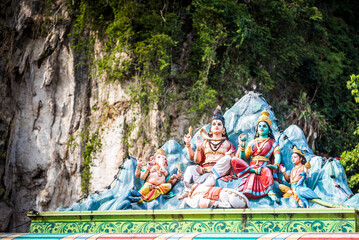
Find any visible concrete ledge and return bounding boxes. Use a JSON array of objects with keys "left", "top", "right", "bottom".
[{"left": 27, "top": 208, "right": 359, "bottom": 233}]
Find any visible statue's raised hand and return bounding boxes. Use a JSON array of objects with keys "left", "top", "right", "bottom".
[
  {"left": 169, "top": 169, "right": 183, "bottom": 182},
  {"left": 238, "top": 133, "right": 247, "bottom": 147},
  {"left": 147, "top": 157, "right": 154, "bottom": 170},
  {"left": 280, "top": 165, "right": 286, "bottom": 173},
  {"left": 184, "top": 134, "right": 192, "bottom": 146},
  {"left": 137, "top": 158, "right": 143, "bottom": 166},
  {"left": 176, "top": 169, "right": 183, "bottom": 180}
]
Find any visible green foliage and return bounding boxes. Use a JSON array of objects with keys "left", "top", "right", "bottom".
[
  {"left": 347, "top": 74, "right": 359, "bottom": 103},
  {"left": 66, "top": 134, "right": 78, "bottom": 153},
  {"left": 188, "top": 0, "right": 251, "bottom": 112},
  {"left": 79, "top": 130, "right": 102, "bottom": 196},
  {"left": 340, "top": 143, "right": 359, "bottom": 193},
  {"left": 340, "top": 73, "right": 359, "bottom": 193},
  {"left": 187, "top": 78, "right": 217, "bottom": 115},
  {"left": 296, "top": 92, "right": 326, "bottom": 132},
  {"left": 69, "top": 1, "right": 95, "bottom": 68},
  {"left": 68, "top": 0, "right": 359, "bottom": 159},
  {"left": 288, "top": 4, "right": 359, "bottom": 155},
  {"left": 130, "top": 33, "right": 175, "bottom": 112}
]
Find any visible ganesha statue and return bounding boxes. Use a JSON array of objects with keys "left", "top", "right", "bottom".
[{"left": 136, "top": 149, "right": 182, "bottom": 202}]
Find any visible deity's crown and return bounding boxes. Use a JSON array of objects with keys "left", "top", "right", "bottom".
[
  {"left": 256, "top": 108, "right": 272, "bottom": 127},
  {"left": 293, "top": 146, "right": 304, "bottom": 157},
  {"left": 154, "top": 148, "right": 167, "bottom": 157},
  {"left": 211, "top": 105, "right": 225, "bottom": 124}
]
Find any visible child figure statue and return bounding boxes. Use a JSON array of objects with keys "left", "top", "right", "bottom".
[
  {"left": 279, "top": 146, "right": 316, "bottom": 208},
  {"left": 280, "top": 146, "right": 346, "bottom": 208},
  {"left": 136, "top": 149, "right": 182, "bottom": 202}
]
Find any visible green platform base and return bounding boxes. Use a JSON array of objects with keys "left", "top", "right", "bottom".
[{"left": 28, "top": 208, "right": 359, "bottom": 233}]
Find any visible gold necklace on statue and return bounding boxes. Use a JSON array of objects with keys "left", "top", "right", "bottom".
[{"left": 255, "top": 138, "right": 270, "bottom": 153}]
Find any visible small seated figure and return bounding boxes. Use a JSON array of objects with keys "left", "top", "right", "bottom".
[
  {"left": 279, "top": 146, "right": 317, "bottom": 208},
  {"left": 136, "top": 149, "right": 182, "bottom": 202},
  {"left": 279, "top": 146, "right": 346, "bottom": 208}
]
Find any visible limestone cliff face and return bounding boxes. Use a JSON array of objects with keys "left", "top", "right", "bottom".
[{"left": 0, "top": 0, "right": 189, "bottom": 232}]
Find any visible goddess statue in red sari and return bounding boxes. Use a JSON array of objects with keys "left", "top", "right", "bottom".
[{"left": 232, "top": 109, "right": 281, "bottom": 203}]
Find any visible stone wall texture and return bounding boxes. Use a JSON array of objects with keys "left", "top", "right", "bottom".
[{"left": 0, "top": 0, "right": 190, "bottom": 232}]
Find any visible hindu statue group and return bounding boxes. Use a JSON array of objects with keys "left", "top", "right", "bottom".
[
  {"left": 133, "top": 105, "right": 336, "bottom": 209},
  {"left": 59, "top": 92, "right": 357, "bottom": 212}
]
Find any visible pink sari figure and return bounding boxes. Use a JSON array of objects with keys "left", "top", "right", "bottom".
[
  {"left": 232, "top": 109, "right": 281, "bottom": 202},
  {"left": 232, "top": 138, "right": 280, "bottom": 199}
]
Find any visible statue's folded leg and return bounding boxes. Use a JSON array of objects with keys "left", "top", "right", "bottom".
[
  {"left": 202, "top": 174, "right": 216, "bottom": 187},
  {"left": 211, "top": 155, "right": 232, "bottom": 179},
  {"left": 139, "top": 182, "right": 152, "bottom": 197},
  {"left": 179, "top": 165, "right": 202, "bottom": 199},
  {"left": 231, "top": 157, "right": 250, "bottom": 177},
  {"left": 142, "top": 183, "right": 172, "bottom": 202}
]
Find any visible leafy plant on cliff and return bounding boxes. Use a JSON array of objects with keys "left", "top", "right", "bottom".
[
  {"left": 340, "top": 74, "right": 359, "bottom": 193},
  {"left": 80, "top": 130, "right": 102, "bottom": 195},
  {"left": 341, "top": 145, "right": 359, "bottom": 193}
]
